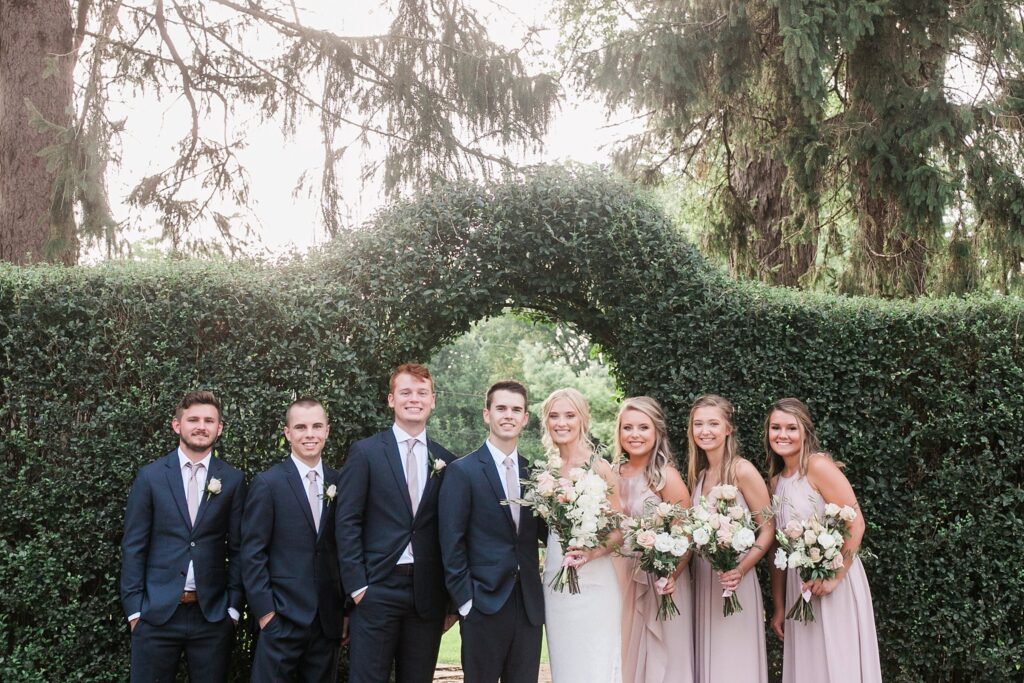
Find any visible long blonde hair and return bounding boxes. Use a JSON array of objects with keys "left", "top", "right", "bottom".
[
  {"left": 613, "top": 396, "right": 675, "bottom": 492},
  {"left": 540, "top": 388, "right": 595, "bottom": 458},
  {"left": 686, "top": 394, "right": 741, "bottom": 491},
  {"left": 764, "top": 397, "right": 833, "bottom": 480}
]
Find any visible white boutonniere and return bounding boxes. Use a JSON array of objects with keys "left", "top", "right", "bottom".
[
  {"left": 323, "top": 483, "right": 337, "bottom": 502},
  {"left": 206, "top": 477, "right": 222, "bottom": 501},
  {"left": 429, "top": 455, "right": 447, "bottom": 478}
]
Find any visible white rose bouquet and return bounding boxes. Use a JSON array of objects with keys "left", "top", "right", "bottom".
[
  {"left": 509, "top": 453, "right": 619, "bottom": 594},
  {"left": 773, "top": 502, "right": 857, "bottom": 622},
  {"left": 684, "top": 484, "right": 760, "bottom": 616},
  {"left": 619, "top": 499, "right": 691, "bottom": 620}
]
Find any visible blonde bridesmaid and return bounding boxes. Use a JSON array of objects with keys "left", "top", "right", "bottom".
[
  {"left": 687, "top": 395, "right": 771, "bottom": 683},
  {"left": 766, "top": 398, "right": 882, "bottom": 683},
  {"left": 613, "top": 397, "right": 694, "bottom": 683}
]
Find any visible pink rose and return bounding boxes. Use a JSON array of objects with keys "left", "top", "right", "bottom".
[{"left": 636, "top": 530, "right": 657, "bottom": 549}]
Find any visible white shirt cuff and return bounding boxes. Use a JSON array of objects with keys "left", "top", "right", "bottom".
[
  {"left": 127, "top": 612, "right": 141, "bottom": 622},
  {"left": 228, "top": 607, "right": 239, "bottom": 622},
  {"left": 459, "top": 600, "right": 472, "bottom": 617},
  {"left": 351, "top": 586, "right": 368, "bottom": 599}
]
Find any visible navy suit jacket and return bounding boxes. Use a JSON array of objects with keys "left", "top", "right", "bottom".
[
  {"left": 335, "top": 429, "right": 456, "bottom": 619},
  {"left": 240, "top": 458, "right": 344, "bottom": 638},
  {"left": 120, "top": 450, "right": 246, "bottom": 625},
  {"left": 438, "top": 444, "right": 545, "bottom": 625}
]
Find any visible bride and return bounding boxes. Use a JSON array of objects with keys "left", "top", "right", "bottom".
[{"left": 541, "top": 387, "right": 623, "bottom": 683}]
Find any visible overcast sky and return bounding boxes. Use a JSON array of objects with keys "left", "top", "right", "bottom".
[{"left": 100, "top": 1, "right": 633, "bottom": 258}]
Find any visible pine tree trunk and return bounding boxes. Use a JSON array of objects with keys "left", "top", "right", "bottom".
[
  {"left": 0, "top": 0, "right": 77, "bottom": 265},
  {"left": 728, "top": 148, "right": 816, "bottom": 287}
]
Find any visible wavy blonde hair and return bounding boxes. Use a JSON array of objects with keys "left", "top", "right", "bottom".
[
  {"left": 613, "top": 396, "right": 675, "bottom": 492},
  {"left": 540, "top": 387, "right": 595, "bottom": 457},
  {"left": 763, "top": 398, "right": 835, "bottom": 480},
  {"left": 686, "top": 394, "right": 741, "bottom": 491}
]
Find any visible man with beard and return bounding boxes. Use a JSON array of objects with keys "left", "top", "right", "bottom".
[{"left": 120, "top": 390, "right": 247, "bottom": 682}]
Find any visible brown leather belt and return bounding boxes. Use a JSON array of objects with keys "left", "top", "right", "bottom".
[
  {"left": 393, "top": 564, "right": 415, "bottom": 576},
  {"left": 180, "top": 591, "right": 199, "bottom": 604}
]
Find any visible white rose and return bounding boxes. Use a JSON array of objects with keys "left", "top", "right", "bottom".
[
  {"left": 728, "top": 506, "right": 745, "bottom": 520},
  {"left": 774, "top": 548, "right": 788, "bottom": 570},
  {"left": 432, "top": 458, "right": 446, "bottom": 473},
  {"left": 824, "top": 502, "right": 841, "bottom": 517},
  {"left": 654, "top": 533, "right": 674, "bottom": 553},
  {"left": 206, "top": 477, "right": 222, "bottom": 494},
  {"left": 714, "top": 484, "right": 738, "bottom": 500},
  {"left": 839, "top": 506, "right": 857, "bottom": 523},
  {"left": 324, "top": 484, "right": 337, "bottom": 500},
  {"left": 693, "top": 505, "right": 710, "bottom": 521},
  {"left": 568, "top": 467, "right": 586, "bottom": 481},
  {"left": 824, "top": 546, "right": 837, "bottom": 559},
  {"left": 818, "top": 532, "right": 837, "bottom": 550},
  {"left": 803, "top": 529, "right": 818, "bottom": 546},
  {"left": 788, "top": 550, "right": 806, "bottom": 569},
  {"left": 692, "top": 527, "right": 711, "bottom": 546},
  {"left": 671, "top": 537, "right": 690, "bottom": 557},
  {"left": 656, "top": 501, "right": 674, "bottom": 517},
  {"left": 581, "top": 519, "right": 598, "bottom": 533},
  {"left": 731, "top": 527, "right": 755, "bottom": 552}
]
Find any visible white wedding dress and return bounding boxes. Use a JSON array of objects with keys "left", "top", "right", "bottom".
[{"left": 544, "top": 528, "right": 623, "bottom": 683}]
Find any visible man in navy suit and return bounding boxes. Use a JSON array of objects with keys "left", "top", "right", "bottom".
[
  {"left": 438, "top": 380, "right": 545, "bottom": 683},
  {"left": 336, "top": 363, "right": 457, "bottom": 683},
  {"left": 120, "top": 390, "right": 246, "bottom": 682},
  {"left": 242, "top": 397, "right": 345, "bottom": 682}
]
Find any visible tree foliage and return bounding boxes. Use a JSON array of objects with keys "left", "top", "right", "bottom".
[
  {"left": 0, "top": 0, "right": 557, "bottom": 262},
  {"left": 556, "top": 0, "right": 1024, "bottom": 297}
]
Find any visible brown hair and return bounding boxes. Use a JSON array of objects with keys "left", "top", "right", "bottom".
[
  {"left": 613, "top": 396, "right": 675, "bottom": 492},
  {"left": 175, "top": 390, "right": 221, "bottom": 420},
  {"left": 286, "top": 397, "right": 327, "bottom": 426},
  {"left": 389, "top": 363, "right": 434, "bottom": 392},
  {"left": 686, "top": 394, "right": 741, "bottom": 490},
  {"left": 763, "top": 397, "right": 833, "bottom": 480},
  {"left": 485, "top": 380, "right": 528, "bottom": 409}
]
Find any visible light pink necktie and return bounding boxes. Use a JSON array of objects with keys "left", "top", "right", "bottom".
[
  {"left": 405, "top": 438, "right": 420, "bottom": 514},
  {"left": 504, "top": 455, "right": 521, "bottom": 530},
  {"left": 186, "top": 462, "right": 204, "bottom": 524},
  {"left": 306, "top": 470, "right": 321, "bottom": 532}
]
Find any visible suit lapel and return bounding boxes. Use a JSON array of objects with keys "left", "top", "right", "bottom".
[
  {"left": 192, "top": 456, "right": 221, "bottom": 530},
  {"left": 478, "top": 446, "right": 516, "bottom": 532},
  {"left": 163, "top": 452, "right": 192, "bottom": 531},
  {"left": 284, "top": 457, "right": 318, "bottom": 535},
  {"left": 382, "top": 430, "right": 414, "bottom": 519}
]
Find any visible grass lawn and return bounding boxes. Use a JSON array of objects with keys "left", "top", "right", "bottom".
[{"left": 438, "top": 626, "right": 549, "bottom": 665}]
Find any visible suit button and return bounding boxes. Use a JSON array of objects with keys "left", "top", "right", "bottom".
[{"left": 190, "top": 542, "right": 196, "bottom": 547}]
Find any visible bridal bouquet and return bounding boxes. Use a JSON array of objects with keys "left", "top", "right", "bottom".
[
  {"left": 620, "top": 499, "right": 691, "bottom": 620},
  {"left": 773, "top": 502, "right": 856, "bottom": 622},
  {"left": 684, "top": 484, "right": 759, "bottom": 616},
  {"left": 512, "top": 453, "right": 618, "bottom": 594}
]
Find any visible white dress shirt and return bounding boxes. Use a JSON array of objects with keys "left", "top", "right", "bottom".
[{"left": 128, "top": 449, "right": 237, "bottom": 622}]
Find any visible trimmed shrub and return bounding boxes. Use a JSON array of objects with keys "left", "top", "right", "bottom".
[{"left": 1, "top": 166, "right": 1021, "bottom": 681}]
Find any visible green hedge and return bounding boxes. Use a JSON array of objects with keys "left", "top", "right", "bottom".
[{"left": 1, "top": 166, "right": 1021, "bottom": 681}]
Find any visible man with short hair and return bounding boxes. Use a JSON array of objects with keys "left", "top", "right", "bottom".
[
  {"left": 120, "top": 390, "right": 246, "bottom": 682},
  {"left": 439, "top": 380, "right": 545, "bottom": 683},
  {"left": 242, "top": 398, "right": 345, "bottom": 682},
  {"left": 336, "top": 363, "right": 457, "bottom": 683}
]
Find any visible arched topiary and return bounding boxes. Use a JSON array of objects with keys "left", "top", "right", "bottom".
[{"left": 1, "top": 166, "right": 1021, "bottom": 681}]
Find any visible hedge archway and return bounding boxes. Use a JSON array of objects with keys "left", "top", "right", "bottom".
[{"left": 2, "top": 166, "right": 1021, "bottom": 681}]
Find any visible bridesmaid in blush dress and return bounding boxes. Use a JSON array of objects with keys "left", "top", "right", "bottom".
[
  {"left": 765, "top": 398, "right": 881, "bottom": 683},
  {"left": 687, "top": 395, "right": 771, "bottom": 683},
  {"left": 612, "top": 397, "right": 694, "bottom": 683}
]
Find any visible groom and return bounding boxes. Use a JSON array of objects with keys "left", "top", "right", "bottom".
[
  {"left": 336, "top": 363, "right": 457, "bottom": 683},
  {"left": 438, "top": 380, "right": 545, "bottom": 683},
  {"left": 120, "top": 390, "right": 246, "bottom": 682}
]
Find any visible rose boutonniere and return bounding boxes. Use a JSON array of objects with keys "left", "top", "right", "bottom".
[
  {"left": 322, "top": 484, "right": 337, "bottom": 502},
  {"left": 206, "top": 477, "right": 222, "bottom": 501},
  {"left": 429, "top": 454, "right": 447, "bottom": 478}
]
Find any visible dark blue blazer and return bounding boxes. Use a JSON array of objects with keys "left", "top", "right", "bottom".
[
  {"left": 335, "top": 429, "right": 456, "bottom": 619},
  {"left": 120, "top": 450, "right": 246, "bottom": 625},
  {"left": 438, "top": 444, "right": 545, "bottom": 625},
  {"left": 241, "top": 458, "right": 344, "bottom": 638}
]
